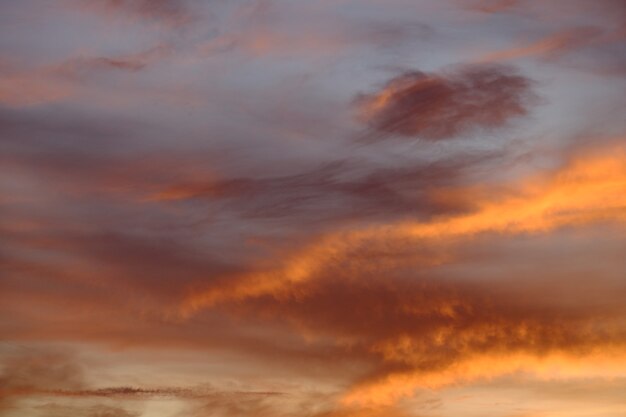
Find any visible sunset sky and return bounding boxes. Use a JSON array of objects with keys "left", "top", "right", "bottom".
[{"left": 1, "top": 1, "right": 625, "bottom": 416}]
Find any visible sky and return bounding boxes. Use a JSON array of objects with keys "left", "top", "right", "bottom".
[{"left": 0, "top": 1, "right": 625, "bottom": 416}]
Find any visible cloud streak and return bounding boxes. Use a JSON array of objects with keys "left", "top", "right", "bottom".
[{"left": 183, "top": 141, "right": 626, "bottom": 311}]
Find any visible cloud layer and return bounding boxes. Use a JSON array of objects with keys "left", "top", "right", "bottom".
[{"left": 1, "top": 1, "right": 625, "bottom": 416}]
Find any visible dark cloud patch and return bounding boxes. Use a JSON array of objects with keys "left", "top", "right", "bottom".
[
  {"left": 0, "top": 106, "right": 501, "bottom": 237},
  {"left": 150, "top": 151, "right": 501, "bottom": 226},
  {"left": 73, "top": 386, "right": 282, "bottom": 399},
  {"left": 355, "top": 64, "right": 535, "bottom": 141},
  {"left": 29, "top": 385, "right": 283, "bottom": 400}
]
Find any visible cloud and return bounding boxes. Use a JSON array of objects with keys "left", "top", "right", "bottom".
[
  {"left": 2, "top": 97, "right": 624, "bottom": 414},
  {"left": 0, "top": 349, "right": 85, "bottom": 410},
  {"left": 354, "top": 64, "right": 535, "bottom": 140},
  {"left": 0, "top": 44, "right": 171, "bottom": 107},
  {"left": 76, "top": 0, "right": 194, "bottom": 26},
  {"left": 193, "top": 230, "right": 626, "bottom": 405},
  {"left": 466, "top": 0, "right": 626, "bottom": 75},
  {"left": 182, "top": 141, "right": 626, "bottom": 311},
  {"left": 196, "top": 2, "right": 432, "bottom": 59},
  {"left": 181, "top": 392, "right": 297, "bottom": 417},
  {"left": 181, "top": 390, "right": 418, "bottom": 417},
  {"left": 177, "top": 142, "right": 626, "bottom": 405},
  {"left": 477, "top": 26, "right": 626, "bottom": 76},
  {"left": 1, "top": 2, "right": 625, "bottom": 415},
  {"left": 0, "top": 106, "right": 499, "bottom": 238},
  {"left": 35, "top": 404, "right": 140, "bottom": 417},
  {"left": 146, "top": 152, "right": 499, "bottom": 226},
  {"left": 56, "top": 45, "right": 172, "bottom": 74},
  {"left": 0, "top": 67, "right": 76, "bottom": 108},
  {"left": 464, "top": 0, "right": 522, "bottom": 14},
  {"left": 0, "top": 350, "right": 85, "bottom": 392},
  {"left": 310, "top": 407, "right": 414, "bottom": 417},
  {"left": 479, "top": 27, "right": 603, "bottom": 63},
  {"left": 344, "top": 351, "right": 626, "bottom": 406},
  {"left": 0, "top": 347, "right": 284, "bottom": 416},
  {"left": 186, "top": 228, "right": 626, "bottom": 406},
  {"left": 27, "top": 385, "right": 283, "bottom": 400}
]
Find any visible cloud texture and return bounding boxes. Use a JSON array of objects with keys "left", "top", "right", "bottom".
[{"left": 1, "top": 1, "right": 625, "bottom": 416}]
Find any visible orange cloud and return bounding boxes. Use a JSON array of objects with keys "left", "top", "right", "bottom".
[
  {"left": 343, "top": 350, "right": 626, "bottom": 406},
  {"left": 174, "top": 142, "right": 626, "bottom": 410},
  {"left": 212, "top": 250, "right": 626, "bottom": 408},
  {"left": 182, "top": 141, "right": 626, "bottom": 313}
]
